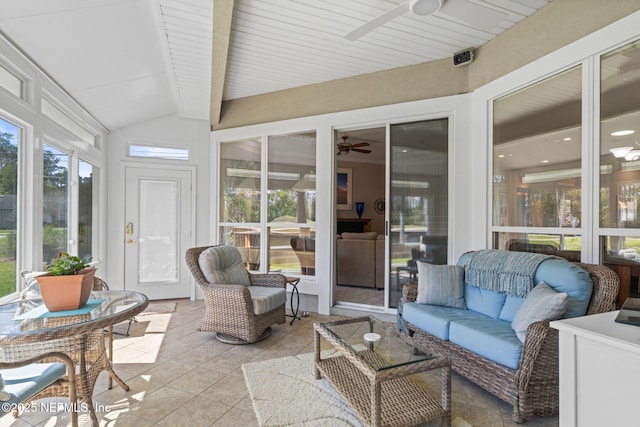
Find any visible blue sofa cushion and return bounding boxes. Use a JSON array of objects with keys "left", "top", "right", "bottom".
[
  {"left": 403, "top": 302, "right": 491, "bottom": 340},
  {"left": 449, "top": 318, "right": 523, "bottom": 370},
  {"left": 534, "top": 258, "right": 592, "bottom": 318},
  {"left": 458, "top": 251, "right": 593, "bottom": 319},
  {"left": 499, "top": 295, "right": 525, "bottom": 322},
  {"left": 463, "top": 283, "right": 506, "bottom": 319},
  {"left": 0, "top": 362, "right": 67, "bottom": 408}
]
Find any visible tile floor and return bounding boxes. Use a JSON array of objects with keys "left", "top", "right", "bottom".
[{"left": 0, "top": 300, "right": 560, "bottom": 426}]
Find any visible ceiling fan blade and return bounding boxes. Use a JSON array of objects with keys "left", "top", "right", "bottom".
[
  {"left": 344, "top": 2, "right": 410, "bottom": 41},
  {"left": 439, "top": 0, "right": 506, "bottom": 32},
  {"left": 352, "top": 149, "right": 372, "bottom": 154},
  {"left": 351, "top": 142, "right": 370, "bottom": 148}
]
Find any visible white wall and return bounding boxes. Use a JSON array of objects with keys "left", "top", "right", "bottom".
[{"left": 107, "top": 115, "right": 210, "bottom": 295}]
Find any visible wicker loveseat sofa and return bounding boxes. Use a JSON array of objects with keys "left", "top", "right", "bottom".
[{"left": 398, "top": 250, "right": 619, "bottom": 423}]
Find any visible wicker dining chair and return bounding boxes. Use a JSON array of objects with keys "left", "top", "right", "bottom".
[
  {"left": 1, "top": 351, "right": 78, "bottom": 426},
  {"left": 185, "top": 245, "right": 287, "bottom": 344}
]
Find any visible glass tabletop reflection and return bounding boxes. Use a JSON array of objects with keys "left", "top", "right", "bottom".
[
  {"left": 319, "top": 316, "right": 437, "bottom": 371},
  {"left": 0, "top": 290, "right": 147, "bottom": 338}
]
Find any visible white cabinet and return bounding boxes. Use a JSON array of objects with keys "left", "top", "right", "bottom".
[{"left": 551, "top": 311, "right": 640, "bottom": 427}]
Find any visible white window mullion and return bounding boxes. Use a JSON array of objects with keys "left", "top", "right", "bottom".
[
  {"left": 582, "top": 55, "right": 598, "bottom": 263},
  {"left": 68, "top": 152, "right": 80, "bottom": 256},
  {"left": 260, "top": 134, "right": 268, "bottom": 272}
]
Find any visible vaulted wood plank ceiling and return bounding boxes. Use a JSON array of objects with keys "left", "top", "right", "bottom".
[{"left": 0, "top": 0, "right": 549, "bottom": 130}]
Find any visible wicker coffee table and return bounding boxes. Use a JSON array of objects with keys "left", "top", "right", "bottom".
[{"left": 314, "top": 316, "right": 451, "bottom": 427}]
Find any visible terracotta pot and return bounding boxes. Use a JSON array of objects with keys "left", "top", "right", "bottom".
[{"left": 36, "top": 268, "right": 96, "bottom": 312}]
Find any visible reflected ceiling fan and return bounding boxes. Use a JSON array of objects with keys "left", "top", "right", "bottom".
[
  {"left": 344, "top": 0, "right": 506, "bottom": 41},
  {"left": 338, "top": 136, "right": 371, "bottom": 155}
]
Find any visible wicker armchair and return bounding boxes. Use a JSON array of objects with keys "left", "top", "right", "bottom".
[
  {"left": 185, "top": 245, "right": 287, "bottom": 344},
  {"left": 403, "top": 262, "right": 619, "bottom": 423}
]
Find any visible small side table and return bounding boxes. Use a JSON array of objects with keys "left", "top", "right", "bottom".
[{"left": 285, "top": 276, "right": 303, "bottom": 325}]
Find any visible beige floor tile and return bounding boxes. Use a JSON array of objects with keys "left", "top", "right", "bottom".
[
  {"left": 166, "top": 367, "right": 226, "bottom": 395},
  {"left": 0, "top": 300, "right": 560, "bottom": 426},
  {"left": 200, "top": 375, "right": 249, "bottom": 407},
  {"left": 211, "top": 407, "right": 258, "bottom": 427},
  {"left": 156, "top": 395, "right": 231, "bottom": 427},
  {"left": 127, "top": 386, "right": 194, "bottom": 423}
]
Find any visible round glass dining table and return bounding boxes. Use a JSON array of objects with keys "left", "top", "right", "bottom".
[{"left": 0, "top": 290, "right": 148, "bottom": 426}]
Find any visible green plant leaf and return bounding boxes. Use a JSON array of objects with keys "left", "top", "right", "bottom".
[{"left": 46, "top": 252, "right": 92, "bottom": 276}]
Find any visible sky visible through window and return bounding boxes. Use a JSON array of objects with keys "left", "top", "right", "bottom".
[{"left": 0, "top": 118, "right": 18, "bottom": 138}]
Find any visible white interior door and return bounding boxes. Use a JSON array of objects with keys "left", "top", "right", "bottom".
[{"left": 124, "top": 167, "right": 193, "bottom": 299}]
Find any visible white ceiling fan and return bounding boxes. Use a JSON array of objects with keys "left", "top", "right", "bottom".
[{"left": 344, "top": 0, "right": 506, "bottom": 41}]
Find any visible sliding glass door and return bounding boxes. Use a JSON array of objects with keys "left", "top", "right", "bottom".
[{"left": 388, "top": 119, "right": 448, "bottom": 308}]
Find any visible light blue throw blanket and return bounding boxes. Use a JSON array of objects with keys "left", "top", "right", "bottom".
[{"left": 464, "top": 249, "right": 554, "bottom": 297}]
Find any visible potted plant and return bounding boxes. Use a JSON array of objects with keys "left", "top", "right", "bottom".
[{"left": 36, "top": 253, "right": 95, "bottom": 311}]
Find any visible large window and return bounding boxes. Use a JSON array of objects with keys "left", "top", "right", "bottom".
[
  {"left": 218, "top": 132, "right": 317, "bottom": 276},
  {"left": 267, "top": 133, "right": 316, "bottom": 275},
  {"left": 41, "top": 145, "right": 99, "bottom": 267},
  {"left": 0, "top": 118, "right": 19, "bottom": 297},
  {"left": 599, "top": 40, "right": 640, "bottom": 267},
  {"left": 492, "top": 66, "right": 583, "bottom": 260},
  {"left": 219, "top": 138, "right": 262, "bottom": 270}
]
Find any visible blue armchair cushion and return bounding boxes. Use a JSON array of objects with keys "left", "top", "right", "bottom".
[
  {"left": 416, "top": 262, "right": 465, "bottom": 309},
  {"left": 198, "top": 245, "right": 251, "bottom": 286},
  {"left": 0, "top": 362, "right": 67, "bottom": 408}
]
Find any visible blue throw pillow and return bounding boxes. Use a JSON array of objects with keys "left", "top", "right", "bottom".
[
  {"left": 511, "top": 281, "right": 568, "bottom": 342},
  {"left": 416, "top": 262, "right": 465, "bottom": 309}
]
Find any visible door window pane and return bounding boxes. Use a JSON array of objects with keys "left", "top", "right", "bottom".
[
  {"left": 389, "top": 119, "right": 448, "bottom": 308},
  {"left": 43, "top": 145, "right": 69, "bottom": 264},
  {"left": 0, "top": 118, "right": 19, "bottom": 297},
  {"left": 267, "top": 132, "right": 316, "bottom": 275},
  {"left": 139, "top": 179, "right": 178, "bottom": 283},
  {"left": 493, "top": 66, "right": 582, "bottom": 228}
]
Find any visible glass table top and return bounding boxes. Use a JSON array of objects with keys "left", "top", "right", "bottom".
[
  {"left": 318, "top": 316, "right": 437, "bottom": 371},
  {"left": 0, "top": 290, "right": 147, "bottom": 337}
]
